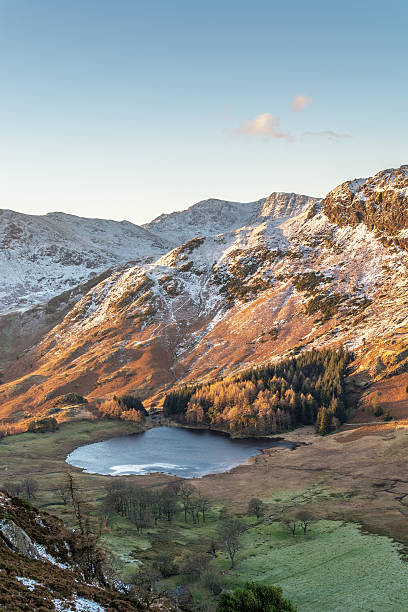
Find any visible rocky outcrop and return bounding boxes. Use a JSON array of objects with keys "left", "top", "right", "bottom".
[
  {"left": 0, "top": 518, "right": 43, "bottom": 558},
  {"left": 258, "top": 192, "right": 318, "bottom": 220},
  {"left": 0, "top": 492, "right": 146, "bottom": 610},
  {"left": 322, "top": 165, "right": 408, "bottom": 247}
]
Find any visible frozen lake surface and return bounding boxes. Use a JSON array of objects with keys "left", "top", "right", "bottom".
[{"left": 66, "top": 426, "right": 294, "bottom": 478}]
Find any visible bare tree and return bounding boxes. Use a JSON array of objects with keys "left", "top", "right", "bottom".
[
  {"left": 196, "top": 494, "right": 211, "bottom": 522},
  {"left": 217, "top": 518, "right": 247, "bottom": 568},
  {"left": 22, "top": 477, "right": 38, "bottom": 500},
  {"left": 56, "top": 484, "right": 69, "bottom": 505},
  {"left": 129, "top": 564, "right": 163, "bottom": 610},
  {"left": 5, "top": 481, "right": 23, "bottom": 497},
  {"left": 179, "top": 482, "right": 195, "bottom": 522},
  {"left": 63, "top": 472, "right": 105, "bottom": 582},
  {"left": 282, "top": 517, "right": 297, "bottom": 536}
]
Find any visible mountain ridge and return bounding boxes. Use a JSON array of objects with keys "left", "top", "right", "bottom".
[
  {"left": 1, "top": 166, "right": 408, "bottom": 427},
  {"left": 0, "top": 208, "right": 172, "bottom": 313}
]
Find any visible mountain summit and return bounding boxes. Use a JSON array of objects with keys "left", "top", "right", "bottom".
[{"left": 1, "top": 166, "right": 408, "bottom": 424}]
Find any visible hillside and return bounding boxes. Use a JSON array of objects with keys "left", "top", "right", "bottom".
[
  {"left": 0, "top": 490, "right": 143, "bottom": 610},
  {"left": 0, "top": 209, "right": 171, "bottom": 314},
  {"left": 1, "top": 166, "right": 408, "bottom": 426}
]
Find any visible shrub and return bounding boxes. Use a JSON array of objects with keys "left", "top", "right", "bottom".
[
  {"left": 217, "top": 581, "right": 296, "bottom": 612},
  {"left": 56, "top": 393, "right": 88, "bottom": 405},
  {"left": 201, "top": 567, "right": 224, "bottom": 595},
  {"left": 152, "top": 555, "right": 178, "bottom": 578},
  {"left": 174, "top": 551, "right": 210, "bottom": 581},
  {"left": 27, "top": 417, "right": 58, "bottom": 433}
]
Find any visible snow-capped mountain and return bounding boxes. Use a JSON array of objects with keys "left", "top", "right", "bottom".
[
  {"left": 2, "top": 166, "right": 408, "bottom": 422},
  {"left": 0, "top": 209, "right": 172, "bottom": 313},
  {"left": 143, "top": 192, "right": 318, "bottom": 245},
  {"left": 0, "top": 194, "right": 317, "bottom": 314}
]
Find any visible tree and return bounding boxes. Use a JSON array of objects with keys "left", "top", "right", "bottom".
[
  {"left": 217, "top": 518, "right": 247, "bottom": 568},
  {"left": 282, "top": 517, "right": 297, "bottom": 536},
  {"left": 294, "top": 509, "right": 314, "bottom": 535},
  {"left": 247, "top": 498, "right": 265, "bottom": 519},
  {"left": 22, "top": 477, "right": 38, "bottom": 500},
  {"left": 196, "top": 494, "right": 211, "bottom": 522},
  {"left": 217, "top": 581, "right": 296, "bottom": 612},
  {"left": 116, "top": 393, "right": 147, "bottom": 415},
  {"left": 372, "top": 392, "right": 383, "bottom": 417},
  {"left": 179, "top": 482, "right": 195, "bottom": 522},
  {"left": 315, "top": 406, "right": 331, "bottom": 435},
  {"left": 6, "top": 481, "right": 23, "bottom": 497},
  {"left": 129, "top": 564, "right": 163, "bottom": 610},
  {"left": 63, "top": 472, "right": 105, "bottom": 582},
  {"left": 163, "top": 347, "right": 352, "bottom": 435}
]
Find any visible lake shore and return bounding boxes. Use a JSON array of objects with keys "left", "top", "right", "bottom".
[{"left": 1, "top": 417, "right": 408, "bottom": 549}]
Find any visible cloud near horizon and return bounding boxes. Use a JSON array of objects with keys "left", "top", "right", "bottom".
[
  {"left": 303, "top": 130, "right": 351, "bottom": 141},
  {"left": 238, "top": 113, "right": 290, "bottom": 140},
  {"left": 291, "top": 94, "right": 312, "bottom": 111},
  {"left": 236, "top": 111, "right": 351, "bottom": 143}
]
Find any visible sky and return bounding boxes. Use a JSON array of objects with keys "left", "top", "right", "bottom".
[{"left": 0, "top": 0, "right": 407, "bottom": 225}]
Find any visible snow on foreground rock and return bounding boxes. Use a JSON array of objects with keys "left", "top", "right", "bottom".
[
  {"left": 53, "top": 595, "right": 105, "bottom": 612},
  {"left": 0, "top": 492, "right": 151, "bottom": 610}
]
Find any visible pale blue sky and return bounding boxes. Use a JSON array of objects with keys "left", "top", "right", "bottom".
[{"left": 0, "top": 0, "right": 407, "bottom": 224}]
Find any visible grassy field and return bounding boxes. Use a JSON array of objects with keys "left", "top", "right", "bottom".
[
  {"left": 0, "top": 419, "right": 146, "bottom": 521},
  {"left": 1, "top": 420, "right": 408, "bottom": 610},
  {"left": 100, "top": 492, "right": 408, "bottom": 611},
  {"left": 219, "top": 520, "right": 408, "bottom": 611}
]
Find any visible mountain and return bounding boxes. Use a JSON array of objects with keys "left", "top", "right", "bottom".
[
  {"left": 0, "top": 209, "right": 172, "bottom": 313},
  {"left": 142, "top": 192, "right": 316, "bottom": 244},
  {"left": 1, "top": 166, "right": 408, "bottom": 425}
]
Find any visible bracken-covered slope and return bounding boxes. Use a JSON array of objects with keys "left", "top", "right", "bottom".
[
  {"left": 0, "top": 491, "right": 143, "bottom": 610},
  {"left": 1, "top": 167, "right": 408, "bottom": 423}
]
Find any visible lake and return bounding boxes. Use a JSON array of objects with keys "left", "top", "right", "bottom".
[{"left": 66, "top": 426, "right": 294, "bottom": 478}]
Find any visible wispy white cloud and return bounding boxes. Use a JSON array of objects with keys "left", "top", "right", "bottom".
[
  {"left": 238, "top": 113, "right": 290, "bottom": 140},
  {"left": 291, "top": 94, "right": 312, "bottom": 112},
  {"left": 303, "top": 130, "right": 351, "bottom": 141},
  {"left": 234, "top": 110, "right": 350, "bottom": 143}
]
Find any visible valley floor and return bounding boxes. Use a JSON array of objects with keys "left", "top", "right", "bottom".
[{"left": 1, "top": 420, "right": 408, "bottom": 610}]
